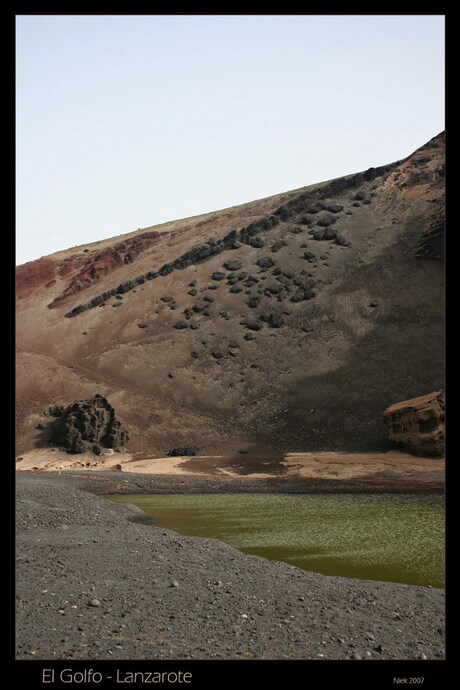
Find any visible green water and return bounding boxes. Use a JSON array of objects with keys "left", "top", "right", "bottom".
[{"left": 108, "top": 493, "right": 445, "bottom": 588}]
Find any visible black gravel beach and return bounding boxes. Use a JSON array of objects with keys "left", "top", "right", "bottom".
[{"left": 15, "top": 471, "right": 445, "bottom": 670}]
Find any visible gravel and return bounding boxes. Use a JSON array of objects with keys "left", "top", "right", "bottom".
[{"left": 16, "top": 473, "right": 445, "bottom": 661}]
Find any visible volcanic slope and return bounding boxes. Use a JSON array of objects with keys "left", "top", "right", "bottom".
[{"left": 16, "top": 132, "right": 445, "bottom": 460}]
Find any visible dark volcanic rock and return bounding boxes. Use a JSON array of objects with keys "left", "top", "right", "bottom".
[
  {"left": 244, "top": 320, "right": 262, "bottom": 331},
  {"left": 257, "top": 256, "right": 276, "bottom": 269},
  {"left": 250, "top": 237, "right": 266, "bottom": 248},
  {"left": 49, "top": 394, "right": 129, "bottom": 455},
  {"left": 291, "top": 290, "right": 306, "bottom": 303},
  {"left": 316, "top": 213, "right": 337, "bottom": 227},
  {"left": 223, "top": 259, "right": 242, "bottom": 271},
  {"left": 167, "top": 446, "right": 199, "bottom": 457},
  {"left": 326, "top": 204, "right": 344, "bottom": 213},
  {"left": 260, "top": 311, "right": 285, "bottom": 328}
]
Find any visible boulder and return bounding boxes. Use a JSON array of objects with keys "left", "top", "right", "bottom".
[
  {"left": 257, "top": 257, "right": 276, "bottom": 269},
  {"left": 316, "top": 213, "right": 337, "bottom": 227},
  {"left": 223, "top": 259, "right": 242, "bottom": 271},
  {"left": 167, "top": 446, "right": 199, "bottom": 457},
  {"left": 383, "top": 391, "right": 445, "bottom": 457},
  {"left": 49, "top": 394, "right": 129, "bottom": 455},
  {"left": 249, "top": 237, "right": 266, "bottom": 248}
]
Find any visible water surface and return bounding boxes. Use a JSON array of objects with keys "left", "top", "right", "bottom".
[{"left": 108, "top": 493, "right": 444, "bottom": 588}]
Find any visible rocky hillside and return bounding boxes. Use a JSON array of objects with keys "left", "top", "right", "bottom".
[{"left": 16, "top": 132, "right": 445, "bottom": 460}]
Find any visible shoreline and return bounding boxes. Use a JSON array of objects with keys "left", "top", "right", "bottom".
[
  {"left": 15, "top": 448, "right": 445, "bottom": 495},
  {"left": 49, "top": 469, "right": 445, "bottom": 498},
  {"left": 15, "top": 472, "right": 445, "bottom": 662}
]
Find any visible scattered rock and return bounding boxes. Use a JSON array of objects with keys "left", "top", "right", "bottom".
[
  {"left": 265, "top": 284, "right": 282, "bottom": 295},
  {"left": 260, "top": 311, "right": 285, "bottom": 328},
  {"left": 306, "top": 202, "right": 325, "bottom": 214},
  {"left": 244, "top": 320, "right": 262, "bottom": 331},
  {"left": 223, "top": 259, "right": 242, "bottom": 271},
  {"left": 167, "top": 446, "right": 199, "bottom": 457},
  {"left": 316, "top": 213, "right": 337, "bottom": 227},
  {"left": 326, "top": 204, "right": 343, "bottom": 213},
  {"left": 174, "top": 321, "right": 188, "bottom": 330},
  {"left": 211, "top": 272, "right": 226, "bottom": 281},
  {"left": 257, "top": 256, "right": 276, "bottom": 269}
]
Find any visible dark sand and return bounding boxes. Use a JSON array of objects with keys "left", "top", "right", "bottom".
[{"left": 16, "top": 472, "right": 444, "bottom": 666}]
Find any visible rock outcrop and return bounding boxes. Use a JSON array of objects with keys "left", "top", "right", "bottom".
[
  {"left": 167, "top": 446, "right": 199, "bottom": 457},
  {"left": 383, "top": 391, "right": 445, "bottom": 457},
  {"left": 49, "top": 394, "right": 129, "bottom": 454}
]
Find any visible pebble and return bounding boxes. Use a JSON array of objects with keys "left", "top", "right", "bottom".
[{"left": 88, "top": 599, "right": 101, "bottom": 607}]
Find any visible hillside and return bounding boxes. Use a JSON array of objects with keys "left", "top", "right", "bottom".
[{"left": 15, "top": 132, "right": 445, "bottom": 463}]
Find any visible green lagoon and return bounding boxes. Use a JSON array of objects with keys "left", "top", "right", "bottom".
[{"left": 108, "top": 493, "right": 444, "bottom": 588}]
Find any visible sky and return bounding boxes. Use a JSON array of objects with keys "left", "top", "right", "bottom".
[{"left": 16, "top": 14, "right": 445, "bottom": 266}]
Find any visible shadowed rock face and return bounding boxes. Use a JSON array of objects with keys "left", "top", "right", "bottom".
[
  {"left": 49, "top": 394, "right": 129, "bottom": 454},
  {"left": 383, "top": 391, "right": 445, "bottom": 458}
]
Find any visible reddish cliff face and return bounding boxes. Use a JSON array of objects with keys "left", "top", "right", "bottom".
[
  {"left": 383, "top": 391, "right": 445, "bottom": 458},
  {"left": 48, "top": 231, "right": 162, "bottom": 308},
  {"left": 16, "top": 258, "right": 57, "bottom": 300}
]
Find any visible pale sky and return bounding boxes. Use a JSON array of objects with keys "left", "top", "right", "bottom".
[{"left": 16, "top": 14, "right": 445, "bottom": 266}]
